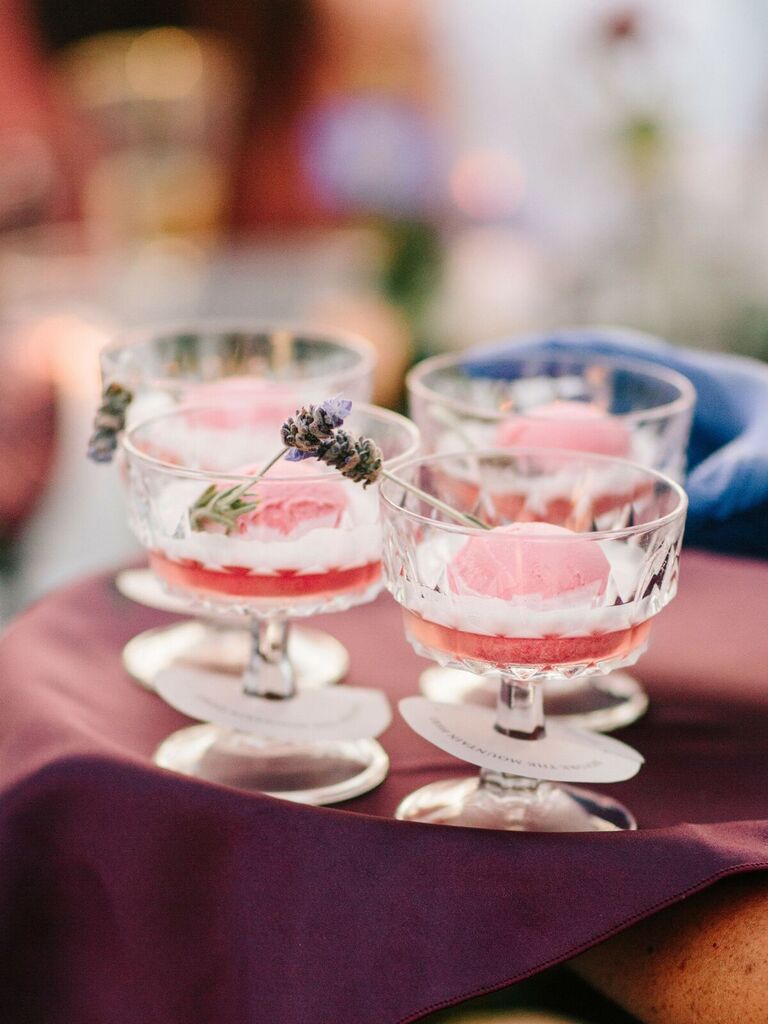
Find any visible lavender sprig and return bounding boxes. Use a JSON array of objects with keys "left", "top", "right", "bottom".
[
  {"left": 188, "top": 397, "right": 357, "bottom": 532},
  {"left": 281, "top": 399, "right": 381, "bottom": 485},
  {"left": 188, "top": 396, "right": 490, "bottom": 534},
  {"left": 312, "top": 431, "right": 382, "bottom": 485},
  {"left": 189, "top": 482, "right": 260, "bottom": 532},
  {"left": 283, "top": 402, "right": 487, "bottom": 527},
  {"left": 87, "top": 382, "right": 133, "bottom": 463},
  {"left": 281, "top": 397, "right": 352, "bottom": 453}
]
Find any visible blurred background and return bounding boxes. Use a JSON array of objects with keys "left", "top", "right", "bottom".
[{"left": 1, "top": 0, "right": 768, "bottom": 618}]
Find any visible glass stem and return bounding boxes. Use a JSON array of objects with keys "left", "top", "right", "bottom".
[
  {"left": 480, "top": 676, "right": 545, "bottom": 793},
  {"left": 494, "top": 677, "right": 545, "bottom": 739},
  {"left": 243, "top": 619, "right": 295, "bottom": 700}
]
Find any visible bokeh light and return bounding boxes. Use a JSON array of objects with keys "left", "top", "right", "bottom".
[
  {"left": 125, "top": 28, "right": 204, "bottom": 102},
  {"left": 450, "top": 148, "right": 526, "bottom": 220}
]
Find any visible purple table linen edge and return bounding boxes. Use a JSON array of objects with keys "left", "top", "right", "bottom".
[{"left": 0, "top": 551, "right": 766, "bottom": 1024}]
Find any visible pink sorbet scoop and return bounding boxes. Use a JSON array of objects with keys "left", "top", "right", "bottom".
[
  {"left": 495, "top": 400, "right": 630, "bottom": 457},
  {"left": 447, "top": 522, "right": 610, "bottom": 601},
  {"left": 232, "top": 459, "right": 348, "bottom": 539}
]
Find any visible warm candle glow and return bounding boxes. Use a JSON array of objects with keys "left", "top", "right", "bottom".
[
  {"left": 13, "top": 315, "right": 112, "bottom": 400},
  {"left": 125, "top": 28, "right": 204, "bottom": 101}
]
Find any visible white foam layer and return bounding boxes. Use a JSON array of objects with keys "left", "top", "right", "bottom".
[
  {"left": 129, "top": 412, "right": 283, "bottom": 471},
  {"left": 431, "top": 418, "right": 660, "bottom": 511},
  {"left": 434, "top": 414, "right": 657, "bottom": 465},
  {"left": 431, "top": 455, "right": 644, "bottom": 518},
  {"left": 390, "top": 534, "right": 666, "bottom": 638},
  {"left": 149, "top": 479, "right": 382, "bottom": 574}
]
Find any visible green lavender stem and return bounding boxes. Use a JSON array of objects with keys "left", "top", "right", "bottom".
[
  {"left": 381, "top": 470, "right": 491, "bottom": 530},
  {"left": 190, "top": 449, "right": 490, "bottom": 533},
  {"left": 256, "top": 447, "right": 290, "bottom": 478},
  {"left": 189, "top": 447, "right": 290, "bottom": 532}
]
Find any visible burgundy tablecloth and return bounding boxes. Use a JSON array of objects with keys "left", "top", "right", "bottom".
[{"left": 0, "top": 551, "right": 767, "bottom": 1024}]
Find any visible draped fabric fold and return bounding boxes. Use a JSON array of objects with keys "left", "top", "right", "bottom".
[{"left": 0, "top": 558, "right": 766, "bottom": 1024}]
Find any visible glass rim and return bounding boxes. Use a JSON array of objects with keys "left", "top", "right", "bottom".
[
  {"left": 406, "top": 349, "right": 696, "bottom": 425},
  {"left": 379, "top": 446, "right": 688, "bottom": 541},
  {"left": 122, "top": 399, "right": 421, "bottom": 483},
  {"left": 100, "top": 318, "right": 378, "bottom": 393}
]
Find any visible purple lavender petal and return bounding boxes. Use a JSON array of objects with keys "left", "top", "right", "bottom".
[
  {"left": 320, "top": 396, "right": 352, "bottom": 426},
  {"left": 285, "top": 448, "right": 317, "bottom": 462},
  {"left": 87, "top": 434, "right": 118, "bottom": 463},
  {"left": 87, "top": 446, "right": 115, "bottom": 464}
]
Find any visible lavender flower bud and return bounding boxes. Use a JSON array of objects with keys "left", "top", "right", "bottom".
[
  {"left": 316, "top": 430, "right": 382, "bottom": 486},
  {"left": 86, "top": 382, "right": 133, "bottom": 463},
  {"left": 93, "top": 410, "right": 124, "bottom": 432},
  {"left": 284, "top": 448, "right": 316, "bottom": 462},
  {"left": 281, "top": 398, "right": 352, "bottom": 452},
  {"left": 104, "top": 382, "right": 133, "bottom": 408},
  {"left": 319, "top": 396, "right": 353, "bottom": 426},
  {"left": 87, "top": 432, "right": 118, "bottom": 463}
]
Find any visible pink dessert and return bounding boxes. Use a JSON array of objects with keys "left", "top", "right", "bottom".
[
  {"left": 447, "top": 522, "right": 609, "bottom": 601},
  {"left": 229, "top": 459, "right": 348, "bottom": 540},
  {"left": 427, "top": 405, "right": 638, "bottom": 530},
  {"left": 456, "top": 401, "right": 637, "bottom": 524},
  {"left": 495, "top": 401, "right": 631, "bottom": 457},
  {"left": 407, "top": 523, "right": 651, "bottom": 668},
  {"left": 152, "top": 460, "right": 380, "bottom": 602}
]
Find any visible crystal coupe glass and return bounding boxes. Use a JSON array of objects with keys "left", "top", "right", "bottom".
[
  {"left": 123, "top": 400, "right": 419, "bottom": 802},
  {"left": 407, "top": 350, "right": 695, "bottom": 731},
  {"left": 380, "top": 449, "right": 687, "bottom": 831},
  {"left": 97, "top": 321, "right": 377, "bottom": 691}
]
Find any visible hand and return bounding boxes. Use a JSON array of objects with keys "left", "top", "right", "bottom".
[{"left": 464, "top": 327, "right": 768, "bottom": 556}]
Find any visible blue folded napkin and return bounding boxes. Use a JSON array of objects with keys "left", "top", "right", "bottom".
[{"left": 464, "top": 327, "right": 768, "bottom": 557}]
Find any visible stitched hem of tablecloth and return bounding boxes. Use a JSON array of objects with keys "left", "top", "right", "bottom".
[
  {"left": 395, "top": 859, "right": 768, "bottom": 1024},
  {"left": 4, "top": 755, "right": 768, "bottom": 1024}
]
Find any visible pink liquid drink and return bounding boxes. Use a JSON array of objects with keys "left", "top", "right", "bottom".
[
  {"left": 149, "top": 459, "right": 383, "bottom": 606},
  {"left": 151, "top": 552, "right": 381, "bottom": 601},
  {"left": 382, "top": 440, "right": 687, "bottom": 831},
  {"left": 403, "top": 523, "right": 654, "bottom": 671},
  {"left": 404, "top": 611, "right": 651, "bottom": 668},
  {"left": 116, "top": 345, "right": 403, "bottom": 807}
]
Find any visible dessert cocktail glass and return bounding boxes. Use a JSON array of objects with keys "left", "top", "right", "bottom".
[
  {"left": 407, "top": 350, "right": 695, "bottom": 730},
  {"left": 380, "top": 449, "right": 687, "bottom": 831},
  {"left": 94, "top": 321, "right": 377, "bottom": 692},
  {"left": 123, "top": 400, "right": 419, "bottom": 802}
]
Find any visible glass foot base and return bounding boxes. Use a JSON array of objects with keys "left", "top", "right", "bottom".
[
  {"left": 124, "top": 621, "right": 350, "bottom": 692},
  {"left": 395, "top": 777, "right": 636, "bottom": 831},
  {"left": 419, "top": 667, "right": 648, "bottom": 733},
  {"left": 154, "top": 724, "right": 389, "bottom": 804}
]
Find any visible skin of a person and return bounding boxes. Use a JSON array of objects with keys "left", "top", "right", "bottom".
[{"left": 570, "top": 873, "right": 768, "bottom": 1023}]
